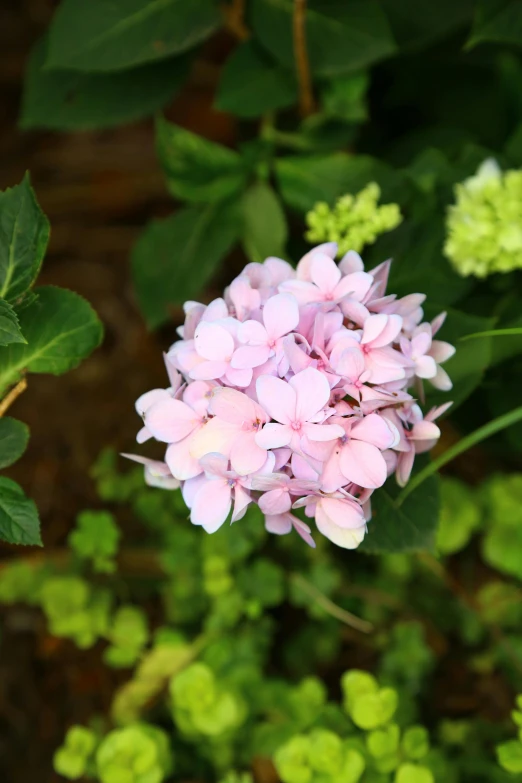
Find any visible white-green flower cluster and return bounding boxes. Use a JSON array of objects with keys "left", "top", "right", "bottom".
[
  {"left": 445, "top": 159, "right": 522, "bottom": 278},
  {"left": 305, "top": 183, "right": 402, "bottom": 256}
]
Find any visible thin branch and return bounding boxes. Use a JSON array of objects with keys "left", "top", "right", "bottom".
[
  {"left": 293, "top": 0, "right": 315, "bottom": 116},
  {"left": 222, "top": 0, "right": 250, "bottom": 41},
  {"left": 291, "top": 573, "right": 373, "bottom": 633},
  {"left": 0, "top": 378, "right": 27, "bottom": 417}
]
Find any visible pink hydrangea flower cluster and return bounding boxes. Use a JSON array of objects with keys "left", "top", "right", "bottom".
[{"left": 128, "top": 244, "right": 455, "bottom": 550}]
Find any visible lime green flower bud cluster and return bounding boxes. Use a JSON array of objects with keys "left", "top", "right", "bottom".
[
  {"left": 170, "top": 662, "right": 245, "bottom": 738},
  {"left": 445, "top": 159, "right": 522, "bottom": 278},
  {"left": 497, "top": 695, "right": 522, "bottom": 773},
  {"left": 53, "top": 725, "right": 97, "bottom": 780},
  {"left": 40, "top": 576, "right": 111, "bottom": 648},
  {"left": 96, "top": 724, "right": 173, "bottom": 783},
  {"left": 305, "top": 183, "right": 402, "bottom": 255}
]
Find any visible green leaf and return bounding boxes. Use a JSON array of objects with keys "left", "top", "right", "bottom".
[
  {"left": 497, "top": 739, "right": 522, "bottom": 774},
  {"left": 46, "top": 0, "right": 220, "bottom": 72},
  {"left": 156, "top": 116, "right": 248, "bottom": 203},
  {"left": 216, "top": 41, "right": 298, "bottom": 118},
  {"left": 251, "top": 0, "right": 397, "bottom": 76},
  {"left": 321, "top": 72, "right": 369, "bottom": 122},
  {"left": 242, "top": 181, "right": 288, "bottom": 263},
  {"left": 381, "top": 0, "right": 474, "bottom": 50},
  {"left": 275, "top": 152, "right": 399, "bottom": 213},
  {"left": 424, "top": 306, "right": 494, "bottom": 412},
  {"left": 468, "top": 0, "right": 522, "bottom": 49},
  {"left": 0, "top": 300, "right": 26, "bottom": 346},
  {"left": 0, "top": 418, "right": 29, "bottom": 469},
  {"left": 21, "top": 38, "right": 189, "bottom": 131},
  {"left": 397, "top": 405, "right": 522, "bottom": 506},
  {"left": 0, "top": 477, "right": 41, "bottom": 547},
  {"left": 360, "top": 463, "right": 440, "bottom": 553},
  {"left": 0, "top": 174, "right": 49, "bottom": 302},
  {"left": 0, "top": 286, "right": 103, "bottom": 396},
  {"left": 131, "top": 202, "right": 241, "bottom": 329}
]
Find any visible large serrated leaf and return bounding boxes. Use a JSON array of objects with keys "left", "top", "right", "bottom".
[
  {"left": 156, "top": 116, "right": 248, "bottom": 203},
  {"left": 21, "top": 38, "right": 189, "bottom": 131},
  {"left": 361, "top": 466, "right": 440, "bottom": 553},
  {"left": 251, "top": 0, "right": 397, "bottom": 76},
  {"left": 0, "top": 300, "right": 26, "bottom": 346},
  {"left": 0, "top": 173, "right": 49, "bottom": 302},
  {"left": 46, "top": 0, "right": 220, "bottom": 72},
  {"left": 0, "top": 286, "right": 103, "bottom": 396},
  {"left": 0, "top": 418, "right": 29, "bottom": 469},
  {"left": 132, "top": 202, "right": 241, "bottom": 329},
  {"left": 216, "top": 41, "right": 298, "bottom": 118},
  {"left": 0, "top": 477, "right": 41, "bottom": 547},
  {"left": 242, "top": 182, "right": 288, "bottom": 262}
]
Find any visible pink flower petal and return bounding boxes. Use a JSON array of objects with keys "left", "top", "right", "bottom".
[
  {"left": 194, "top": 322, "right": 234, "bottom": 361},
  {"left": 304, "top": 423, "right": 345, "bottom": 441},
  {"left": 232, "top": 484, "right": 251, "bottom": 522},
  {"left": 166, "top": 438, "right": 202, "bottom": 480},
  {"left": 237, "top": 319, "right": 267, "bottom": 346},
  {"left": 339, "top": 440, "right": 387, "bottom": 489},
  {"left": 256, "top": 375, "right": 296, "bottom": 423},
  {"left": 255, "top": 423, "right": 292, "bottom": 449},
  {"left": 230, "top": 431, "right": 267, "bottom": 476},
  {"left": 189, "top": 417, "right": 237, "bottom": 460},
  {"left": 189, "top": 360, "right": 229, "bottom": 381},
  {"left": 263, "top": 293, "right": 300, "bottom": 339},
  {"left": 265, "top": 513, "right": 292, "bottom": 535},
  {"left": 191, "top": 479, "right": 231, "bottom": 533},
  {"left": 334, "top": 271, "right": 373, "bottom": 302},
  {"left": 339, "top": 250, "right": 364, "bottom": 274},
  {"left": 310, "top": 253, "right": 341, "bottom": 293},
  {"left": 145, "top": 398, "right": 199, "bottom": 443},
  {"left": 209, "top": 387, "right": 263, "bottom": 424},
  {"left": 231, "top": 345, "right": 271, "bottom": 369},
  {"left": 290, "top": 367, "right": 331, "bottom": 422},
  {"left": 259, "top": 488, "right": 292, "bottom": 515},
  {"left": 351, "top": 413, "right": 396, "bottom": 449}
]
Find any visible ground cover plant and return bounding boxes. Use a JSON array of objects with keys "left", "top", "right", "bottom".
[{"left": 4, "top": 0, "right": 522, "bottom": 780}]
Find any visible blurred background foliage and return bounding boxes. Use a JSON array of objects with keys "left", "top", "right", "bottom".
[{"left": 4, "top": 0, "right": 522, "bottom": 781}]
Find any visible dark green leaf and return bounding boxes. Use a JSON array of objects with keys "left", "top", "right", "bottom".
[
  {"left": 0, "top": 174, "right": 49, "bottom": 302},
  {"left": 251, "top": 0, "right": 397, "bottom": 76},
  {"left": 0, "top": 286, "right": 103, "bottom": 396},
  {"left": 216, "top": 41, "right": 298, "bottom": 118},
  {"left": 275, "top": 153, "right": 399, "bottom": 213},
  {"left": 424, "top": 306, "right": 494, "bottom": 412},
  {"left": 46, "top": 0, "right": 220, "bottom": 72},
  {"left": 0, "top": 418, "right": 29, "bottom": 469},
  {"left": 21, "top": 38, "right": 189, "bottom": 131},
  {"left": 321, "top": 72, "right": 369, "bottom": 122},
  {"left": 242, "top": 181, "right": 288, "bottom": 263},
  {"left": 467, "top": 0, "right": 522, "bottom": 49},
  {"left": 361, "top": 463, "right": 440, "bottom": 553},
  {"left": 156, "top": 116, "right": 248, "bottom": 203},
  {"left": 0, "top": 477, "right": 41, "bottom": 547},
  {"left": 131, "top": 202, "right": 241, "bottom": 329},
  {"left": 0, "top": 300, "right": 26, "bottom": 347},
  {"left": 381, "top": 0, "right": 474, "bottom": 50}
]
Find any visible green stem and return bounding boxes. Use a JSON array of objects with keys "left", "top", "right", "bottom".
[
  {"left": 396, "top": 405, "right": 522, "bottom": 505},
  {"left": 290, "top": 573, "right": 373, "bottom": 633},
  {"left": 461, "top": 327, "right": 522, "bottom": 341}
]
